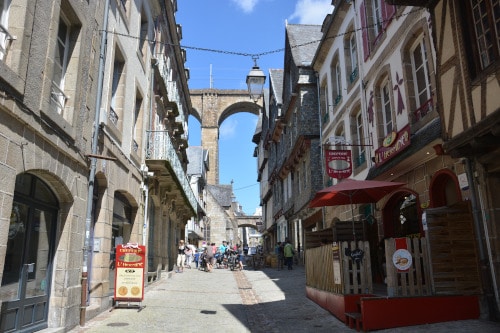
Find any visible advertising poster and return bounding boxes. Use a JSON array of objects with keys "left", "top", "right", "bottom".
[{"left": 114, "top": 243, "right": 146, "bottom": 302}]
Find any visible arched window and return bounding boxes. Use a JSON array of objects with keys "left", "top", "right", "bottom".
[
  {"left": 430, "top": 170, "right": 461, "bottom": 207},
  {"left": 383, "top": 191, "right": 421, "bottom": 238}
]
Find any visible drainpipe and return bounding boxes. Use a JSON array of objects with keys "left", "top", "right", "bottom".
[
  {"left": 464, "top": 158, "right": 499, "bottom": 317},
  {"left": 81, "top": 0, "right": 109, "bottom": 326},
  {"left": 143, "top": 24, "right": 157, "bottom": 246},
  {"left": 315, "top": 72, "right": 326, "bottom": 230}
]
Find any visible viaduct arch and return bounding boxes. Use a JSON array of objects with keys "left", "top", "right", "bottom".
[{"left": 190, "top": 89, "right": 263, "bottom": 185}]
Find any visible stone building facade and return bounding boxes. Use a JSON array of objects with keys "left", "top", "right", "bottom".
[
  {"left": 308, "top": 0, "right": 494, "bottom": 322},
  {"left": 0, "top": 1, "right": 103, "bottom": 331},
  {"left": 256, "top": 23, "right": 324, "bottom": 255},
  {"left": 0, "top": 0, "right": 197, "bottom": 332},
  {"left": 313, "top": 0, "right": 440, "bottom": 277},
  {"left": 393, "top": 0, "right": 500, "bottom": 320}
]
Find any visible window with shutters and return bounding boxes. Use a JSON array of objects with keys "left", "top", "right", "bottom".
[{"left": 359, "top": 0, "right": 396, "bottom": 60}]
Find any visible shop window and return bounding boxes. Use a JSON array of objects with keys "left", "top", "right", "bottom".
[
  {"left": 110, "top": 192, "right": 133, "bottom": 294},
  {"left": 1, "top": 173, "right": 58, "bottom": 331}
]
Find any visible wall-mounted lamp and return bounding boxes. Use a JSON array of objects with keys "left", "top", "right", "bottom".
[{"left": 246, "top": 56, "right": 266, "bottom": 103}]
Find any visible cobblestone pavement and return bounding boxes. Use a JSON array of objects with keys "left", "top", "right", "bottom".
[{"left": 57, "top": 263, "right": 500, "bottom": 333}]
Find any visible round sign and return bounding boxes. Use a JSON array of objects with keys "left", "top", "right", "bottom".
[{"left": 392, "top": 249, "right": 412, "bottom": 270}]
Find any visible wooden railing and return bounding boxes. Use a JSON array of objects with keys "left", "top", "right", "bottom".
[
  {"left": 385, "top": 237, "right": 432, "bottom": 297},
  {"left": 305, "top": 240, "right": 372, "bottom": 295},
  {"left": 306, "top": 237, "right": 430, "bottom": 297}
]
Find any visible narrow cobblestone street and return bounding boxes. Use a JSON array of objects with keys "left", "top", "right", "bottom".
[{"left": 57, "top": 264, "right": 500, "bottom": 333}]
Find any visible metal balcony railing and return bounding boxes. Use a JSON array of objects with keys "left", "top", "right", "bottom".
[
  {"left": 50, "top": 82, "right": 69, "bottom": 115},
  {"left": 108, "top": 106, "right": 119, "bottom": 126},
  {"left": 0, "top": 23, "right": 15, "bottom": 60},
  {"left": 413, "top": 98, "right": 434, "bottom": 123},
  {"left": 145, "top": 130, "right": 197, "bottom": 212},
  {"left": 349, "top": 67, "right": 358, "bottom": 83},
  {"left": 156, "top": 56, "right": 187, "bottom": 126}
]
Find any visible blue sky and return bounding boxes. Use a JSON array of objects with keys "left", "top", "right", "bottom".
[{"left": 177, "top": 0, "right": 333, "bottom": 214}]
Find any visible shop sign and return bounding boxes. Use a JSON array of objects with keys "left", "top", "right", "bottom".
[
  {"left": 345, "top": 247, "right": 364, "bottom": 263},
  {"left": 458, "top": 173, "right": 469, "bottom": 190},
  {"left": 325, "top": 149, "right": 352, "bottom": 179},
  {"left": 114, "top": 243, "right": 146, "bottom": 302},
  {"left": 374, "top": 125, "right": 411, "bottom": 167},
  {"left": 392, "top": 238, "right": 412, "bottom": 272}
]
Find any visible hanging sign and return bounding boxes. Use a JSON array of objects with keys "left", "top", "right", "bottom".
[
  {"left": 114, "top": 243, "right": 146, "bottom": 302},
  {"left": 325, "top": 149, "right": 352, "bottom": 179}
]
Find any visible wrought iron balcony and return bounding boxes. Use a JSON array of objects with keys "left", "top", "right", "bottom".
[
  {"left": 349, "top": 67, "right": 358, "bottom": 83},
  {"left": 50, "top": 82, "right": 69, "bottom": 115},
  {"left": 354, "top": 152, "right": 366, "bottom": 168},
  {"left": 0, "top": 23, "right": 15, "bottom": 60},
  {"left": 145, "top": 130, "right": 197, "bottom": 213},
  {"left": 413, "top": 98, "right": 434, "bottom": 123},
  {"left": 322, "top": 111, "right": 329, "bottom": 125}
]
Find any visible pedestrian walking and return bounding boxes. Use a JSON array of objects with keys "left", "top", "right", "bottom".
[
  {"left": 284, "top": 238, "right": 294, "bottom": 270},
  {"left": 205, "top": 242, "right": 215, "bottom": 272},
  {"left": 237, "top": 244, "right": 244, "bottom": 270},
  {"left": 275, "top": 242, "right": 284, "bottom": 270},
  {"left": 176, "top": 239, "right": 186, "bottom": 273},
  {"left": 184, "top": 242, "right": 196, "bottom": 268},
  {"left": 193, "top": 248, "right": 200, "bottom": 269}
]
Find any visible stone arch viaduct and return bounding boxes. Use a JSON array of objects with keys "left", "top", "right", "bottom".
[{"left": 190, "top": 89, "right": 263, "bottom": 185}]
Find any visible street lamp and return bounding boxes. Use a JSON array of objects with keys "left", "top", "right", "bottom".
[{"left": 246, "top": 57, "right": 266, "bottom": 103}]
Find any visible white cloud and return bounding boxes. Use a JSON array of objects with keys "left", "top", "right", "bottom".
[
  {"left": 231, "top": 0, "right": 259, "bottom": 13},
  {"left": 289, "top": 0, "right": 333, "bottom": 24},
  {"left": 220, "top": 118, "right": 238, "bottom": 138}
]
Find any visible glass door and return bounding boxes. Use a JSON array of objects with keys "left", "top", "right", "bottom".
[{"left": 0, "top": 174, "right": 58, "bottom": 333}]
